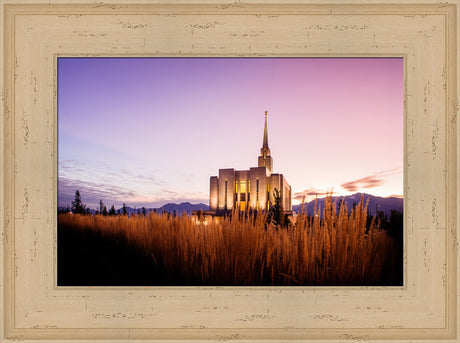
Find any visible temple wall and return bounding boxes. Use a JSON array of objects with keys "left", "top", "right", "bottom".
[
  {"left": 217, "top": 169, "right": 235, "bottom": 211},
  {"left": 209, "top": 176, "right": 219, "bottom": 211}
]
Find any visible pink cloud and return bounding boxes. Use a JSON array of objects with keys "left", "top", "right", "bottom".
[
  {"left": 340, "top": 176, "right": 383, "bottom": 192},
  {"left": 293, "top": 188, "right": 332, "bottom": 202},
  {"left": 340, "top": 167, "right": 403, "bottom": 192}
]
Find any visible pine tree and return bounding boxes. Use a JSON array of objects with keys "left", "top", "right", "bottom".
[
  {"left": 102, "top": 205, "right": 108, "bottom": 216},
  {"left": 122, "top": 203, "right": 127, "bottom": 216},
  {"left": 108, "top": 205, "right": 116, "bottom": 216},
  {"left": 99, "top": 200, "right": 104, "bottom": 214},
  {"left": 269, "top": 188, "right": 283, "bottom": 227},
  {"left": 268, "top": 188, "right": 290, "bottom": 228},
  {"left": 71, "top": 190, "right": 86, "bottom": 214}
]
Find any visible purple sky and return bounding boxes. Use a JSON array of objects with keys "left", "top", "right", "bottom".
[{"left": 58, "top": 57, "right": 403, "bottom": 209}]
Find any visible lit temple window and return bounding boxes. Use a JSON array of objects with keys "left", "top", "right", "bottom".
[{"left": 240, "top": 181, "right": 246, "bottom": 193}]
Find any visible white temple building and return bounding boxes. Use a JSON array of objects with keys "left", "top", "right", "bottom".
[{"left": 208, "top": 111, "right": 292, "bottom": 214}]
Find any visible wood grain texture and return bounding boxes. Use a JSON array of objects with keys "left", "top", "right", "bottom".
[{"left": 0, "top": 0, "right": 458, "bottom": 341}]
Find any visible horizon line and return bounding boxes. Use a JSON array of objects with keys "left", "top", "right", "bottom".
[{"left": 58, "top": 191, "right": 404, "bottom": 211}]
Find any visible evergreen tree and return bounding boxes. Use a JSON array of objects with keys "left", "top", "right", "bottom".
[
  {"left": 99, "top": 200, "right": 104, "bottom": 214},
  {"left": 267, "top": 188, "right": 290, "bottom": 228},
  {"left": 122, "top": 203, "right": 128, "bottom": 216},
  {"left": 142, "top": 206, "right": 146, "bottom": 216},
  {"left": 376, "top": 210, "right": 388, "bottom": 229},
  {"left": 389, "top": 209, "right": 403, "bottom": 243},
  {"left": 108, "top": 205, "right": 116, "bottom": 216},
  {"left": 269, "top": 188, "right": 284, "bottom": 227},
  {"left": 102, "top": 205, "right": 108, "bottom": 216},
  {"left": 71, "top": 190, "right": 86, "bottom": 214}
]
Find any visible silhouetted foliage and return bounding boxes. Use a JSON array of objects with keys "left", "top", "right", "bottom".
[
  {"left": 376, "top": 210, "right": 389, "bottom": 229},
  {"left": 58, "top": 206, "right": 70, "bottom": 215},
  {"left": 388, "top": 209, "right": 403, "bottom": 249},
  {"left": 374, "top": 209, "right": 403, "bottom": 235},
  {"left": 71, "top": 190, "right": 86, "bottom": 214},
  {"left": 122, "top": 203, "right": 128, "bottom": 216},
  {"left": 108, "top": 205, "right": 116, "bottom": 216},
  {"left": 267, "top": 188, "right": 290, "bottom": 228},
  {"left": 197, "top": 209, "right": 206, "bottom": 223}
]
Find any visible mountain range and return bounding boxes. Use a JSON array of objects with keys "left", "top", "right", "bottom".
[
  {"left": 110, "top": 202, "right": 209, "bottom": 216},
  {"left": 291, "top": 193, "right": 403, "bottom": 217},
  {"left": 61, "top": 193, "right": 402, "bottom": 217}
]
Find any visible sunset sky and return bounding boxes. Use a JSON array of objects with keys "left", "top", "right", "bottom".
[{"left": 58, "top": 57, "right": 403, "bottom": 209}]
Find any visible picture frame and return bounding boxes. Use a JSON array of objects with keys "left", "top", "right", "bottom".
[{"left": 1, "top": 0, "right": 458, "bottom": 341}]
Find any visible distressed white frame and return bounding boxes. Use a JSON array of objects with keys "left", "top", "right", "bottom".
[{"left": 0, "top": 1, "right": 458, "bottom": 341}]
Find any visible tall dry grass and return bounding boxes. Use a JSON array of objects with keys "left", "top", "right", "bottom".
[{"left": 58, "top": 195, "right": 399, "bottom": 286}]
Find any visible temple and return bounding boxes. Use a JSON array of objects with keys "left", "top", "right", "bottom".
[{"left": 208, "top": 111, "right": 292, "bottom": 214}]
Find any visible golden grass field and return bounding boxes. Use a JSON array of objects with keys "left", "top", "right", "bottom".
[{"left": 58, "top": 196, "right": 402, "bottom": 286}]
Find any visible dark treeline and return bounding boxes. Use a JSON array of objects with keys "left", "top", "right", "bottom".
[
  {"left": 58, "top": 190, "right": 148, "bottom": 217},
  {"left": 59, "top": 189, "right": 404, "bottom": 235}
]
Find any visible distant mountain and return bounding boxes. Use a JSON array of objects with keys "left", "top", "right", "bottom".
[
  {"left": 118, "top": 202, "right": 208, "bottom": 216},
  {"left": 156, "top": 202, "right": 209, "bottom": 215},
  {"left": 60, "top": 193, "right": 402, "bottom": 218},
  {"left": 291, "top": 193, "right": 403, "bottom": 217}
]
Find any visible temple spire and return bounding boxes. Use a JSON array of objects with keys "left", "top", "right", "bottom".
[
  {"left": 258, "top": 110, "right": 273, "bottom": 172},
  {"left": 263, "top": 111, "right": 269, "bottom": 149}
]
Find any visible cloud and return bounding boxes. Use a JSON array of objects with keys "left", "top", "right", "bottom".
[
  {"left": 340, "top": 176, "right": 383, "bottom": 192},
  {"left": 57, "top": 159, "right": 210, "bottom": 209},
  {"left": 58, "top": 177, "right": 139, "bottom": 208},
  {"left": 293, "top": 188, "right": 332, "bottom": 202},
  {"left": 58, "top": 177, "right": 208, "bottom": 210},
  {"left": 340, "top": 167, "right": 403, "bottom": 192}
]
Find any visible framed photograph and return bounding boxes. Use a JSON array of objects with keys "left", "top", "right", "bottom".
[
  {"left": 57, "top": 56, "right": 404, "bottom": 288},
  {"left": 1, "top": 0, "right": 458, "bottom": 341}
]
